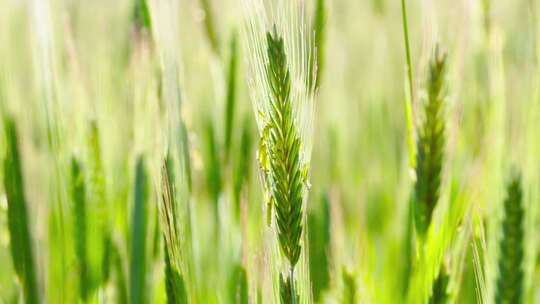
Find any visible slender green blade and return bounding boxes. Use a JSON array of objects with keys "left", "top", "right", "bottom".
[
  {"left": 233, "top": 118, "right": 253, "bottom": 218},
  {"left": 130, "top": 157, "right": 149, "bottom": 304},
  {"left": 342, "top": 269, "right": 357, "bottom": 304},
  {"left": 311, "top": 0, "right": 326, "bottom": 89},
  {"left": 199, "top": 0, "right": 219, "bottom": 53},
  {"left": 308, "top": 192, "right": 331, "bottom": 301},
  {"left": 70, "top": 157, "right": 90, "bottom": 301},
  {"left": 228, "top": 264, "right": 248, "bottom": 304},
  {"left": 224, "top": 32, "right": 238, "bottom": 161},
  {"left": 3, "top": 116, "right": 39, "bottom": 304}
]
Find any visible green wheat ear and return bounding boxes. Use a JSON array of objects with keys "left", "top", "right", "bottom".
[
  {"left": 3, "top": 115, "right": 39, "bottom": 304},
  {"left": 70, "top": 157, "right": 90, "bottom": 301},
  {"left": 414, "top": 47, "right": 447, "bottom": 237},
  {"left": 495, "top": 172, "right": 524, "bottom": 304},
  {"left": 264, "top": 28, "right": 304, "bottom": 268},
  {"left": 429, "top": 265, "right": 450, "bottom": 304},
  {"left": 280, "top": 273, "right": 299, "bottom": 304}
]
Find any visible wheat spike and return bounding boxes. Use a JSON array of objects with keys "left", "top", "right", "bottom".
[
  {"left": 495, "top": 172, "right": 525, "bottom": 304},
  {"left": 414, "top": 47, "right": 447, "bottom": 237}
]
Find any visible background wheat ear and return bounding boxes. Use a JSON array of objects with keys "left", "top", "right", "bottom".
[
  {"left": 3, "top": 115, "right": 39, "bottom": 304},
  {"left": 164, "top": 239, "right": 187, "bottom": 304},
  {"left": 414, "top": 46, "right": 447, "bottom": 238},
  {"left": 160, "top": 153, "right": 188, "bottom": 304},
  {"left": 495, "top": 171, "right": 525, "bottom": 303}
]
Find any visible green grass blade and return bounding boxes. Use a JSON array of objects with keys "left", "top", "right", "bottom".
[
  {"left": 3, "top": 116, "right": 39, "bottom": 304},
  {"left": 308, "top": 192, "right": 331, "bottom": 301},
  {"left": 102, "top": 234, "right": 113, "bottom": 284},
  {"left": 228, "top": 264, "right": 248, "bottom": 304},
  {"left": 400, "top": 0, "right": 416, "bottom": 170},
  {"left": 113, "top": 243, "right": 128, "bottom": 304},
  {"left": 233, "top": 118, "right": 253, "bottom": 218},
  {"left": 311, "top": 0, "right": 326, "bottom": 90},
  {"left": 198, "top": 0, "right": 219, "bottom": 53},
  {"left": 70, "top": 157, "right": 90, "bottom": 301},
  {"left": 132, "top": 0, "right": 152, "bottom": 32},
  {"left": 224, "top": 32, "right": 238, "bottom": 162},
  {"left": 204, "top": 120, "right": 222, "bottom": 206},
  {"left": 130, "top": 157, "right": 149, "bottom": 304},
  {"left": 342, "top": 269, "right": 357, "bottom": 304},
  {"left": 428, "top": 265, "right": 450, "bottom": 304}
]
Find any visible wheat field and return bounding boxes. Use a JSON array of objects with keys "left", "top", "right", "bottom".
[{"left": 0, "top": 0, "right": 539, "bottom": 303}]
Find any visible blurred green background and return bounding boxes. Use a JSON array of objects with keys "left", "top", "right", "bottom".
[{"left": 0, "top": 0, "right": 539, "bottom": 303}]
